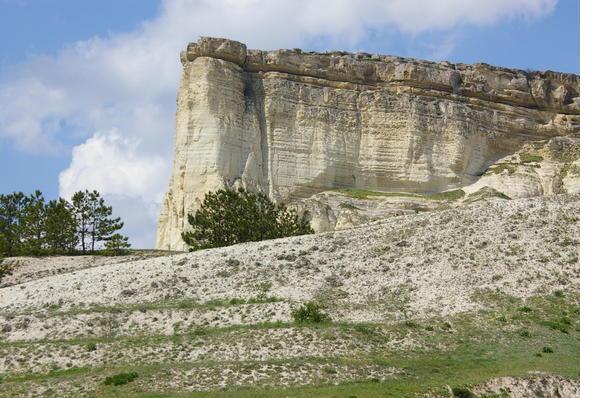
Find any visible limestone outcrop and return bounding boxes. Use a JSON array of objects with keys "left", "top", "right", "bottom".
[{"left": 157, "top": 37, "right": 579, "bottom": 250}]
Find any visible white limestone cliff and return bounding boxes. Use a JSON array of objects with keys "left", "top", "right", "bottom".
[{"left": 157, "top": 37, "right": 579, "bottom": 250}]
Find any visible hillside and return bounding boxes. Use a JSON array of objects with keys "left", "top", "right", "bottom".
[{"left": 0, "top": 194, "right": 579, "bottom": 397}]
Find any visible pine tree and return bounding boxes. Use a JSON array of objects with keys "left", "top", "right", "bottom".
[
  {"left": 21, "top": 190, "right": 46, "bottom": 255},
  {"left": 1, "top": 189, "right": 127, "bottom": 255},
  {"left": 44, "top": 198, "right": 78, "bottom": 254},
  {"left": 71, "top": 191, "right": 92, "bottom": 253},
  {"left": 182, "top": 188, "right": 313, "bottom": 251},
  {"left": 104, "top": 233, "right": 131, "bottom": 254},
  {"left": 88, "top": 191, "right": 124, "bottom": 251},
  {"left": 0, "top": 192, "right": 28, "bottom": 256},
  {"left": 87, "top": 190, "right": 102, "bottom": 252},
  {"left": 70, "top": 190, "right": 124, "bottom": 253}
]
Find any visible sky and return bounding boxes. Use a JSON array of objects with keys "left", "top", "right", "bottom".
[{"left": 0, "top": 0, "right": 580, "bottom": 248}]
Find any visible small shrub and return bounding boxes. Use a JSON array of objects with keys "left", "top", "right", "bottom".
[
  {"left": 452, "top": 386, "right": 476, "bottom": 398},
  {"left": 291, "top": 302, "right": 330, "bottom": 324},
  {"left": 85, "top": 342, "right": 97, "bottom": 352},
  {"left": 554, "top": 290, "right": 565, "bottom": 298},
  {"left": 542, "top": 346, "right": 554, "bottom": 353},
  {"left": 103, "top": 372, "right": 138, "bottom": 386},
  {"left": 517, "top": 306, "right": 532, "bottom": 313},
  {"left": 519, "top": 330, "right": 531, "bottom": 338},
  {"left": 405, "top": 320, "right": 418, "bottom": 328}
]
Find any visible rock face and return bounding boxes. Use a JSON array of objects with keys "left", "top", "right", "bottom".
[{"left": 157, "top": 37, "right": 579, "bottom": 250}]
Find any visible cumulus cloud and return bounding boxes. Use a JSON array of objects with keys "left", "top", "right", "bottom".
[
  {"left": 58, "top": 130, "right": 169, "bottom": 202},
  {"left": 58, "top": 130, "right": 169, "bottom": 248},
  {"left": 0, "top": 0, "right": 557, "bottom": 247}
]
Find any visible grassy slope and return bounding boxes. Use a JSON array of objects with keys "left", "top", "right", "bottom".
[{"left": 0, "top": 293, "right": 579, "bottom": 397}]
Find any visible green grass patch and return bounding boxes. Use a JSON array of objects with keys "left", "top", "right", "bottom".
[
  {"left": 5, "top": 296, "right": 287, "bottom": 318},
  {"left": 335, "top": 188, "right": 465, "bottom": 201},
  {"left": 519, "top": 153, "right": 544, "bottom": 163},
  {"left": 484, "top": 163, "right": 517, "bottom": 176},
  {"left": 426, "top": 189, "right": 465, "bottom": 201},
  {"left": 463, "top": 188, "right": 511, "bottom": 204}
]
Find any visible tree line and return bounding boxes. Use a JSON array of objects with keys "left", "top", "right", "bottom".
[{"left": 0, "top": 189, "right": 130, "bottom": 256}]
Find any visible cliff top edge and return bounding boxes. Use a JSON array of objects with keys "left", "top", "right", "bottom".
[{"left": 181, "top": 36, "right": 579, "bottom": 81}]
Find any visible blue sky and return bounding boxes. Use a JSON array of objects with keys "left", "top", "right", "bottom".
[{"left": 0, "top": 0, "right": 579, "bottom": 247}]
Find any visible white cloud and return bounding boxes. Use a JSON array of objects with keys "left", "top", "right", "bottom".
[
  {"left": 58, "top": 131, "right": 169, "bottom": 248},
  {"left": 0, "top": 0, "right": 557, "bottom": 247},
  {"left": 58, "top": 130, "right": 168, "bottom": 202}
]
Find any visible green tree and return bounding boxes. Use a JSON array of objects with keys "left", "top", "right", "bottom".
[
  {"left": 93, "top": 196, "right": 124, "bottom": 250},
  {"left": 182, "top": 188, "right": 313, "bottom": 251},
  {"left": 104, "top": 233, "right": 131, "bottom": 254},
  {"left": 71, "top": 190, "right": 124, "bottom": 253},
  {"left": 21, "top": 190, "right": 47, "bottom": 254},
  {"left": 0, "top": 192, "right": 28, "bottom": 256},
  {"left": 44, "top": 198, "right": 78, "bottom": 254},
  {"left": 71, "top": 191, "right": 92, "bottom": 253}
]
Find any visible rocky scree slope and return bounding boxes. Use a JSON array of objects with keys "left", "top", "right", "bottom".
[{"left": 0, "top": 195, "right": 580, "bottom": 396}]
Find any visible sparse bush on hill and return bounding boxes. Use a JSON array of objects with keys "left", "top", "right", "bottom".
[
  {"left": 85, "top": 342, "right": 97, "bottom": 352},
  {"left": 182, "top": 188, "right": 313, "bottom": 251},
  {"left": 0, "top": 189, "right": 129, "bottom": 256},
  {"left": 103, "top": 371, "right": 138, "bottom": 386},
  {"left": 292, "top": 302, "right": 330, "bottom": 324}
]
